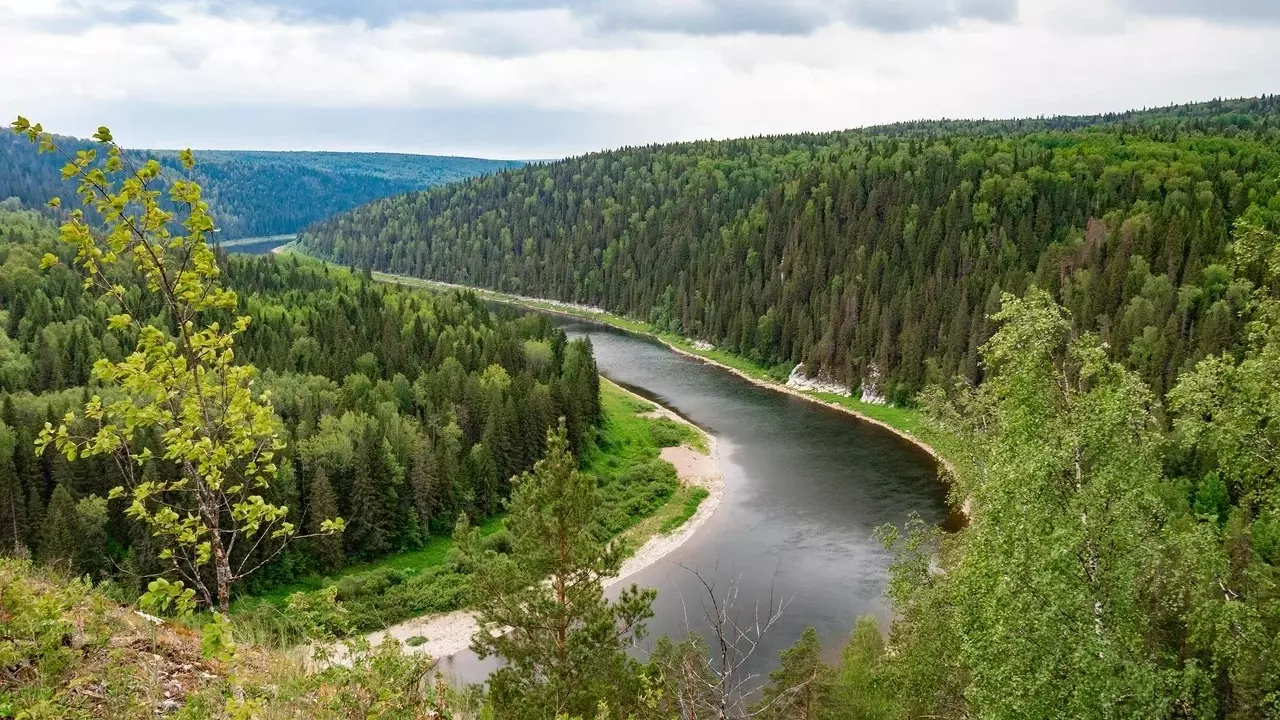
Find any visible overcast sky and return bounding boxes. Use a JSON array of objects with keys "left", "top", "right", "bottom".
[{"left": 2, "top": 0, "right": 1278, "bottom": 159}]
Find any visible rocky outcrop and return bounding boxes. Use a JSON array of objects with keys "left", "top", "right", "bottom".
[{"left": 786, "top": 364, "right": 851, "bottom": 396}]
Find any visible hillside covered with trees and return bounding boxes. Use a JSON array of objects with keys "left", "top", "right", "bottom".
[
  {"left": 0, "top": 131, "right": 521, "bottom": 239},
  {"left": 301, "top": 95, "right": 1280, "bottom": 402},
  {"left": 0, "top": 206, "right": 601, "bottom": 598}
]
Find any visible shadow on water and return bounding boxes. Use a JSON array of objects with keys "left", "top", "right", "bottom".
[{"left": 438, "top": 312, "right": 950, "bottom": 688}]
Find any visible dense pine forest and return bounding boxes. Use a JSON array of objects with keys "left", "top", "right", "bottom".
[
  {"left": 0, "top": 131, "right": 521, "bottom": 239},
  {"left": 0, "top": 206, "right": 601, "bottom": 597},
  {"left": 301, "top": 96, "right": 1280, "bottom": 401}
]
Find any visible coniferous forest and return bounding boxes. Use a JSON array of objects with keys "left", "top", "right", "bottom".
[
  {"left": 0, "top": 131, "right": 521, "bottom": 239},
  {"left": 301, "top": 96, "right": 1280, "bottom": 401},
  {"left": 0, "top": 206, "right": 602, "bottom": 597}
]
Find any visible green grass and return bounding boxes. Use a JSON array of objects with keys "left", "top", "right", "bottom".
[
  {"left": 584, "top": 381, "right": 705, "bottom": 475},
  {"left": 659, "top": 487, "right": 710, "bottom": 534},
  {"left": 237, "top": 515, "right": 504, "bottom": 610}
]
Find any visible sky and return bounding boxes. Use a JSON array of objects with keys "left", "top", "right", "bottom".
[{"left": 1, "top": 0, "right": 1278, "bottom": 159}]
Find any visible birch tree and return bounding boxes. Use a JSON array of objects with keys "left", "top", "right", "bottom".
[{"left": 11, "top": 117, "right": 342, "bottom": 612}]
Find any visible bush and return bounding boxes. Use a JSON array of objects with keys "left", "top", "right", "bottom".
[
  {"left": 338, "top": 567, "right": 471, "bottom": 632},
  {"left": 649, "top": 417, "right": 691, "bottom": 447},
  {"left": 597, "top": 460, "right": 679, "bottom": 536},
  {"left": 334, "top": 567, "right": 406, "bottom": 602},
  {"left": 405, "top": 635, "right": 428, "bottom": 647},
  {"left": 481, "top": 529, "right": 515, "bottom": 555}
]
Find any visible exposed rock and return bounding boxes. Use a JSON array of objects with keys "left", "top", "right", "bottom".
[
  {"left": 786, "top": 364, "right": 850, "bottom": 396},
  {"left": 859, "top": 387, "right": 888, "bottom": 405},
  {"left": 691, "top": 340, "right": 714, "bottom": 351},
  {"left": 859, "top": 363, "right": 888, "bottom": 405}
]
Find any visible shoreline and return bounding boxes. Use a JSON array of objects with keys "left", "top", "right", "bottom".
[
  {"left": 356, "top": 379, "right": 724, "bottom": 662},
  {"left": 358, "top": 267, "right": 953, "bottom": 477}
]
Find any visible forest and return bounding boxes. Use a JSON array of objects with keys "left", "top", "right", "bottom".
[
  {"left": 0, "top": 131, "right": 520, "bottom": 239},
  {"left": 300, "top": 95, "right": 1280, "bottom": 401},
  {"left": 0, "top": 205, "right": 603, "bottom": 600},
  {"left": 6, "top": 97, "right": 1280, "bottom": 720}
]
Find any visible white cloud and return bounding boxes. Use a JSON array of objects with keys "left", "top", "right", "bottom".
[{"left": 0, "top": 0, "right": 1277, "bottom": 158}]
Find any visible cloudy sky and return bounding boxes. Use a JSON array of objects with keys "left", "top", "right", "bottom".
[{"left": 2, "top": 0, "right": 1278, "bottom": 159}]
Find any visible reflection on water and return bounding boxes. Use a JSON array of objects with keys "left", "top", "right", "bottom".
[{"left": 439, "top": 316, "right": 948, "bottom": 686}]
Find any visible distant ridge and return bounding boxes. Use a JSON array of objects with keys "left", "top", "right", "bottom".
[{"left": 0, "top": 132, "right": 522, "bottom": 239}]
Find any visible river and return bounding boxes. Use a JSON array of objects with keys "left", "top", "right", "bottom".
[{"left": 436, "top": 315, "right": 952, "bottom": 686}]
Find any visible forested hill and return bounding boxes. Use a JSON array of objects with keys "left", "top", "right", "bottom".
[
  {"left": 300, "top": 95, "right": 1280, "bottom": 402},
  {"left": 0, "top": 131, "right": 522, "bottom": 239}
]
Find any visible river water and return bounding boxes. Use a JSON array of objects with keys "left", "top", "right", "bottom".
[{"left": 436, "top": 316, "right": 952, "bottom": 685}]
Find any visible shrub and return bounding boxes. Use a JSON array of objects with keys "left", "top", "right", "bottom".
[
  {"left": 481, "top": 529, "right": 515, "bottom": 555},
  {"left": 649, "top": 417, "right": 691, "bottom": 447},
  {"left": 334, "top": 567, "right": 406, "bottom": 602}
]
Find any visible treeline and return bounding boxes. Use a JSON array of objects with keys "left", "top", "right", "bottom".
[
  {"left": 0, "top": 131, "right": 520, "bottom": 239},
  {"left": 301, "top": 95, "right": 1280, "bottom": 401},
  {"left": 0, "top": 208, "right": 599, "bottom": 594}
]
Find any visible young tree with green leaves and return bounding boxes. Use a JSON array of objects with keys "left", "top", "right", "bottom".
[
  {"left": 903, "top": 287, "right": 1266, "bottom": 718},
  {"left": 456, "top": 421, "right": 655, "bottom": 719},
  {"left": 11, "top": 118, "right": 343, "bottom": 611},
  {"left": 821, "top": 616, "right": 895, "bottom": 720}
]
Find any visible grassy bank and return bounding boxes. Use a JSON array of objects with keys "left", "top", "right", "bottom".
[{"left": 232, "top": 380, "right": 712, "bottom": 640}]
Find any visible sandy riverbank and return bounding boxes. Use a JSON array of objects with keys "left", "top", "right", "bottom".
[{"left": 353, "top": 382, "right": 723, "bottom": 662}]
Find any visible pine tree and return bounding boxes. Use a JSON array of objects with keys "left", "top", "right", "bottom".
[
  {"left": 456, "top": 422, "right": 655, "bottom": 719},
  {"left": 752, "top": 627, "right": 830, "bottom": 720}
]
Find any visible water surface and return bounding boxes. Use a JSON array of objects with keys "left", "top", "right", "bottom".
[{"left": 438, "top": 317, "right": 949, "bottom": 684}]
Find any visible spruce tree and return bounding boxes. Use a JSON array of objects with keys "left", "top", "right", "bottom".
[
  {"left": 0, "top": 421, "right": 25, "bottom": 553},
  {"left": 407, "top": 438, "right": 439, "bottom": 537},
  {"left": 307, "top": 467, "right": 344, "bottom": 572},
  {"left": 25, "top": 483, "right": 43, "bottom": 551},
  {"left": 38, "top": 484, "right": 80, "bottom": 571}
]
